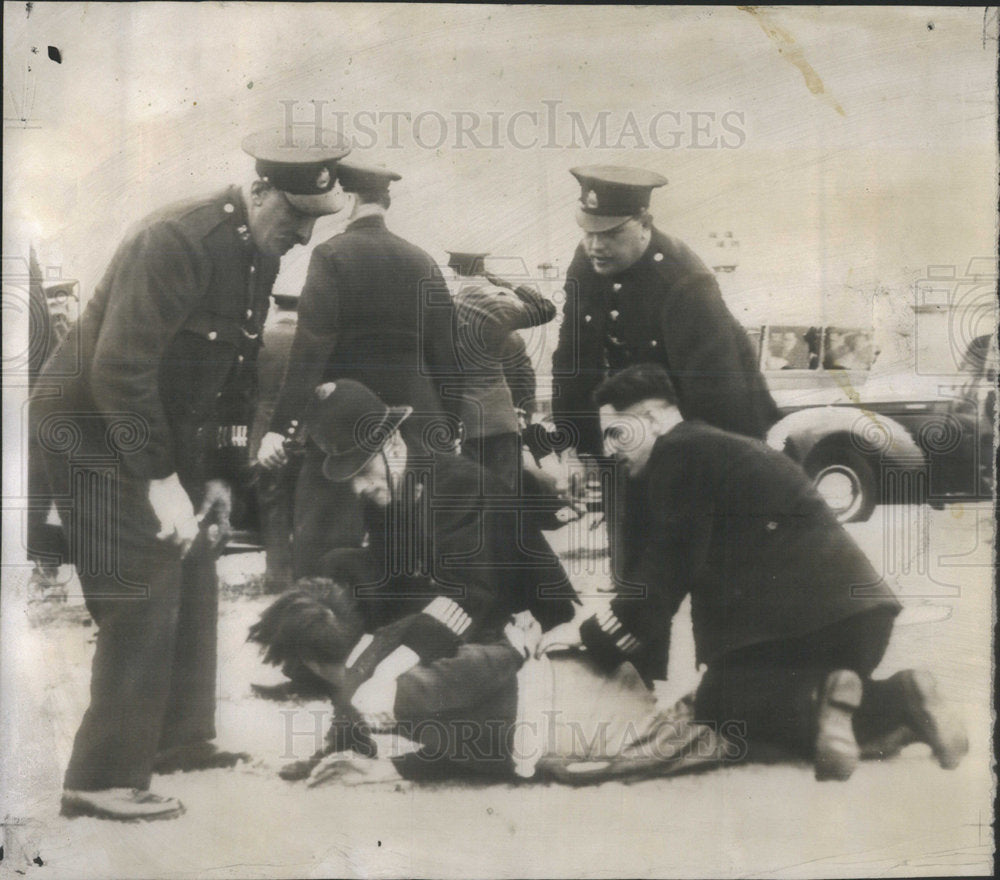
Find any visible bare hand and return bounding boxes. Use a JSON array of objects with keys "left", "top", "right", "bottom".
[
  {"left": 197, "top": 479, "right": 232, "bottom": 550},
  {"left": 256, "top": 431, "right": 289, "bottom": 471},
  {"left": 148, "top": 474, "right": 198, "bottom": 556},
  {"left": 536, "top": 620, "right": 584, "bottom": 656}
]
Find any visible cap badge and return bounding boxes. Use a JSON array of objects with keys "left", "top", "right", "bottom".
[
  {"left": 584, "top": 189, "right": 599, "bottom": 210},
  {"left": 316, "top": 167, "right": 332, "bottom": 190}
]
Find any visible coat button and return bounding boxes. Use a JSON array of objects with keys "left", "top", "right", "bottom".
[
  {"left": 246, "top": 309, "right": 253, "bottom": 319},
  {"left": 650, "top": 339, "right": 658, "bottom": 347},
  {"left": 653, "top": 252, "right": 663, "bottom": 262},
  {"left": 613, "top": 282, "right": 622, "bottom": 292},
  {"left": 584, "top": 314, "right": 592, "bottom": 323},
  {"left": 207, "top": 330, "right": 218, "bottom": 341},
  {"left": 766, "top": 521, "right": 778, "bottom": 531},
  {"left": 223, "top": 203, "right": 235, "bottom": 214},
  {"left": 609, "top": 310, "right": 619, "bottom": 320},
  {"left": 250, "top": 265, "right": 256, "bottom": 275},
  {"left": 237, "top": 354, "right": 244, "bottom": 363}
]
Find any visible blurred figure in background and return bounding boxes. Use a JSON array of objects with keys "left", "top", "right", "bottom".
[{"left": 447, "top": 250, "right": 556, "bottom": 492}]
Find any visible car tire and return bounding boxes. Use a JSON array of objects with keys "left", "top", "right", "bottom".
[{"left": 805, "top": 446, "right": 878, "bottom": 523}]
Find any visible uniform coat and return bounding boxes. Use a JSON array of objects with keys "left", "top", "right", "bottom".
[
  {"left": 581, "top": 420, "right": 901, "bottom": 680},
  {"left": 552, "top": 228, "right": 779, "bottom": 454},
  {"left": 269, "top": 213, "right": 459, "bottom": 440},
  {"left": 322, "top": 452, "right": 578, "bottom": 636},
  {"left": 32, "top": 186, "right": 277, "bottom": 791}
]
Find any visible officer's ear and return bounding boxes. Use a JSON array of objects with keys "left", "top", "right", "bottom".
[
  {"left": 636, "top": 210, "right": 654, "bottom": 231},
  {"left": 250, "top": 179, "right": 275, "bottom": 205}
]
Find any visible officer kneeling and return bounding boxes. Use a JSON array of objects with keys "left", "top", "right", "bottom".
[{"left": 539, "top": 363, "right": 969, "bottom": 781}]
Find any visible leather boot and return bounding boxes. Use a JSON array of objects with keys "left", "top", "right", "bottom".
[{"left": 814, "top": 669, "right": 863, "bottom": 781}]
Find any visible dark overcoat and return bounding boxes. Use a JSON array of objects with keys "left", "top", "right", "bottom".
[
  {"left": 581, "top": 420, "right": 901, "bottom": 679},
  {"left": 551, "top": 228, "right": 778, "bottom": 454},
  {"left": 269, "top": 213, "right": 460, "bottom": 445},
  {"left": 30, "top": 186, "right": 276, "bottom": 791},
  {"left": 326, "top": 452, "right": 578, "bottom": 635}
]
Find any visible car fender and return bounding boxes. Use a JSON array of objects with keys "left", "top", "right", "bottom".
[{"left": 767, "top": 406, "right": 925, "bottom": 469}]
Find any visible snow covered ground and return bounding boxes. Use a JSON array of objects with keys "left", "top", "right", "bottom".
[{"left": 2, "top": 503, "right": 993, "bottom": 878}]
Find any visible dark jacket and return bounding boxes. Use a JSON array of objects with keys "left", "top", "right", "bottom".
[
  {"left": 343, "top": 452, "right": 578, "bottom": 635},
  {"left": 452, "top": 277, "right": 554, "bottom": 438},
  {"left": 552, "top": 228, "right": 778, "bottom": 454},
  {"left": 269, "top": 214, "right": 460, "bottom": 446},
  {"left": 581, "top": 420, "right": 901, "bottom": 678},
  {"left": 33, "top": 186, "right": 277, "bottom": 492}
]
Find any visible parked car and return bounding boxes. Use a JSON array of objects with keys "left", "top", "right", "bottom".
[{"left": 766, "top": 334, "right": 996, "bottom": 522}]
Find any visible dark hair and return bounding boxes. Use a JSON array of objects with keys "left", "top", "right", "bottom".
[
  {"left": 248, "top": 578, "right": 365, "bottom": 668},
  {"left": 354, "top": 188, "right": 391, "bottom": 210},
  {"left": 593, "top": 363, "right": 679, "bottom": 411}
]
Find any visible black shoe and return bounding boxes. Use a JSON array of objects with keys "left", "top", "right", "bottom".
[
  {"left": 814, "top": 670, "right": 863, "bottom": 781},
  {"left": 859, "top": 724, "right": 918, "bottom": 760},
  {"left": 251, "top": 678, "right": 330, "bottom": 701},
  {"left": 154, "top": 742, "right": 251, "bottom": 774},
  {"left": 890, "top": 669, "right": 968, "bottom": 769},
  {"left": 61, "top": 788, "right": 185, "bottom": 822}
]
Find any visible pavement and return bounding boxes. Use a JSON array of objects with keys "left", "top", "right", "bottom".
[{"left": 1, "top": 503, "right": 994, "bottom": 878}]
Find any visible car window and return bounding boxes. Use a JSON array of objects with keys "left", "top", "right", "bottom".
[
  {"left": 764, "top": 325, "right": 820, "bottom": 370},
  {"left": 823, "top": 327, "right": 875, "bottom": 371}
]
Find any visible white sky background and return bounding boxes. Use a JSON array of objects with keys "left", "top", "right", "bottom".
[{"left": 4, "top": 3, "right": 998, "bottom": 327}]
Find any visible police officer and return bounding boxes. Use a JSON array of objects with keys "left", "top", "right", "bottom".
[
  {"left": 550, "top": 166, "right": 779, "bottom": 457},
  {"left": 33, "top": 128, "right": 349, "bottom": 821},
  {"left": 447, "top": 250, "right": 556, "bottom": 491},
  {"left": 256, "top": 160, "right": 461, "bottom": 577}
]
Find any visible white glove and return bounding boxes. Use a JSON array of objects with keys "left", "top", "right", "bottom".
[
  {"left": 256, "top": 431, "right": 289, "bottom": 470},
  {"left": 148, "top": 473, "right": 198, "bottom": 556}
]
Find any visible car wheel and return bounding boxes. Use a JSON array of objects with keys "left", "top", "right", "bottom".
[{"left": 805, "top": 446, "right": 878, "bottom": 523}]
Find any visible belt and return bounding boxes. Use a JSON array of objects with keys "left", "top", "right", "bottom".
[{"left": 213, "top": 425, "right": 249, "bottom": 448}]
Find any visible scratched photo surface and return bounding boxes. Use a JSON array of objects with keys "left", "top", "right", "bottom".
[{"left": 2, "top": 4, "right": 997, "bottom": 878}]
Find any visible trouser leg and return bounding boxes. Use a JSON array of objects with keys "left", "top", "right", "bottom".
[
  {"left": 694, "top": 607, "right": 897, "bottom": 759},
  {"left": 258, "top": 460, "right": 298, "bottom": 591},
  {"left": 158, "top": 542, "right": 220, "bottom": 751},
  {"left": 293, "top": 444, "right": 364, "bottom": 578},
  {"left": 64, "top": 538, "right": 183, "bottom": 791}
]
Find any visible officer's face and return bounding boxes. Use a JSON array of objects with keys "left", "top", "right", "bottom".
[
  {"left": 599, "top": 403, "right": 659, "bottom": 476},
  {"left": 350, "top": 454, "right": 392, "bottom": 508},
  {"left": 581, "top": 218, "right": 650, "bottom": 276},
  {"left": 249, "top": 186, "right": 318, "bottom": 257}
]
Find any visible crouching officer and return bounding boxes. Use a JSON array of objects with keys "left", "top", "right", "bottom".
[
  {"left": 33, "top": 127, "right": 350, "bottom": 821},
  {"left": 540, "top": 364, "right": 969, "bottom": 782}
]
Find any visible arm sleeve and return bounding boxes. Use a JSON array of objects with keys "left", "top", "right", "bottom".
[
  {"left": 89, "top": 222, "right": 209, "bottom": 479},
  {"left": 268, "top": 248, "right": 341, "bottom": 434},
  {"left": 393, "top": 642, "right": 523, "bottom": 720},
  {"left": 551, "top": 248, "right": 603, "bottom": 454},
  {"left": 500, "top": 334, "right": 537, "bottom": 413},
  {"left": 419, "top": 264, "right": 462, "bottom": 417},
  {"left": 660, "top": 274, "right": 779, "bottom": 440},
  {"left": 580, "top": 451, "right": 711, "bottom": 674}
]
